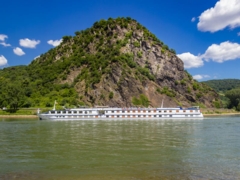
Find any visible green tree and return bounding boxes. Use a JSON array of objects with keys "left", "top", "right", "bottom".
[
  {"left": 2, "top": 82, "right": 26, "bottom": 110},
  {"left": 225, "top": 88, "right": 240, "bottom": 111}
]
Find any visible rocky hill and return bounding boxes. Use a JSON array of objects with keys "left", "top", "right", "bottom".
[{"left": 0, "top": 17, "right": 219, "bottom": 108}]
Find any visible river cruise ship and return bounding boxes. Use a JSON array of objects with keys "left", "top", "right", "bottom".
[{"left": 38, "top": 106, "right": 203, "bottom": 120}]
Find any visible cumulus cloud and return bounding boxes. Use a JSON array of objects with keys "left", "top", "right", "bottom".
[
  {"left": 0, "top": 34, "right": 8, "bottom": 41},
  {"left": 202, "top": 41, "right": 240, "bottom": 63},
  {"left": 191, "top": 17, "right": 196, "bottom": 22},
  {"left": 47, "top": 39, "right": 62, "bottom": 47},
  {"left": 0, "top": 55, "right": 8, "bottom": 66},
  {"left": 0, "top": 42, "right": 11, "bottom": 47},
  {"left": 197, "top": 0, "right": 240, "bottom": 32},
  {"left": 177, "top": 52, "right": 204, "bottom": 69},
  {"left": 20, "top": 38, "right": 40, "bottom": 48},
  {"left": 13, "top": 47, "right": 25, "bottom": 56},
  {"left": 179, "top": 41, "right": 240, "bottom": 69},
  {"left": 193, "top": 74, "right": 210, "bottom": 80}
]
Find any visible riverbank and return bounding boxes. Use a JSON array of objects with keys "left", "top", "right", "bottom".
[
  {"left": 203, "top": 113, "right": 240, "bottom": 117},
  {"left": 1, "top": 113, "right": 240, "bottom": 118},
  {"left": 0, "top": 115, "right": 38, "bottom": 118}
]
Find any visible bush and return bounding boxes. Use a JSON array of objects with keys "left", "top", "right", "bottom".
[
  {"left": 132, "top": 94, "right": 149, "bottom": 107},
  {"left": 213, "top": 101, "right": 221, "bottom": 108},
  {"left": 180, "top": 79, "right": 186, "bottom": 86},
  {"left": 137, "top": 51, "right": 142, "bottom": 58},
  {"left": 161, "top": 87, "right": 176, "bottom": 97},
  {"left": 109, "top": 92, "right": 114, "bottom": 99},
  {"left": 193, "top": 82, "right": 200, "bottom": 90},
  {"left": 133, "top": 41, "right": 140, "bottom": 47}
]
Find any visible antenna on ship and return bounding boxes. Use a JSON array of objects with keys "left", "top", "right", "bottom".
[{"left": 161, "top": 98, "right": 164, "bottom": 108}]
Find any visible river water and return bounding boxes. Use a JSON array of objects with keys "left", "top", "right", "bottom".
[{"left": 0, "top": 116, "right": 239, "bottom": 180}]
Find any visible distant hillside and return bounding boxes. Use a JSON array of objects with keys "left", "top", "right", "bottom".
[
  {"left": 203, "top": 79, "right": 240, "bottom": 92},
  {"left": 0, "top": 17, "right": 219, "bottom": 109}
]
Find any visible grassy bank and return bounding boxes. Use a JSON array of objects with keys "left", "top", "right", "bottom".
[
  {"left": 0, "top": 108, "right": 51, "bottom": 116},
  {"left": 201, "top": 108, "right": 239, "bottom": 115}
]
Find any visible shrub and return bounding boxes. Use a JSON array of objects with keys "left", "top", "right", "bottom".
[
  {"left": 109, "top": 92, "right": 114, "bottom": 99},
  {"left": 133, "top": 41, "right": 140, "bottom": 47},
  {"left": 180, "top": 79, "right": 186, "bottom": 86},
  {"left": 125, "top": 31, "right": 133, "bottom": 38},
  {"left": 193, "top": 82, "right": 200, "bottom": 90},
  {"left": 213, "top": 101, "right": 221, "bottom": 108},
  {"left": 161, "top": 87, "right": 176, "bottom": 97},
  {"left": 137, "top": 51, "right": 142, "bottom": 58},
  {"left": 196, "top": 93, "right": 202, "bottom": 99},
  {"left": 132, "top": 94, "right": 149, "bottom": 107}
]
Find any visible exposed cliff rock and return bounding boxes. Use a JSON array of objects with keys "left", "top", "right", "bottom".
[{"left": 30, "top": 17, "right": 219, "bottom": 108}]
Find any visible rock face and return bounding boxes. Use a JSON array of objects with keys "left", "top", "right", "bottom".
[{"left": 34, "top": 17, "right": 219, "bottom": 107}]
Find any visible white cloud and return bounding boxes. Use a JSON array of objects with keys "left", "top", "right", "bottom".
[
  {"left": 191, "top": 17, "right": 196, "bottom": 22},
  {"left": 202, "top": 41, "right": 240, "bottom": 62},
  {"left": 0, "top": 42, "right": 11, "bottom": 47},
  {"left": 0, "top": 34, "right": 8, "bottom": 41},
  {"left": 238, "top": 32, "right": 240, "bottom": 36},
  {"left": 47, "top": 39, "right": 62, "bottom": 47},
  {"left": 20, "top": 38, "right": 40, "bottom": 48},
  {"left": 177, "top": 52, "right": 204, "bottom": 69},
  {"left": 193, "top": 74, "right": 210, "bottom": 80},
  {"left": 0, "top": 55, "right": 8, "bottom": 66},
  {"left": 34, "top": 55, "right": 40, "bottom": 60},
  {"left": 13, "top": 47, "right": 25, "bottom": 56},
  {"left": 179, "top": 41, "right": 240, "bottom": 69},
  {"left": 197, "top": 0, "right": 240, "bottom": 32}
]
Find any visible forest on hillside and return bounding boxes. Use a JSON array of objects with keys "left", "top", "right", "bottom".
[
  {"left": 203, "top": 79, "right": 240, "bottom": 111},
  {"left": 203, "top": 79, "right": 240, "bottom": 92}
]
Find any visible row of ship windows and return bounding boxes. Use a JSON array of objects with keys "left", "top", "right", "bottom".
[
  {"left": 50, "top": 110, "right": 198, "bottom": 114},
  {"left": 107, "top": 110, "right": 197, "bottom": 113},
  {"left": 55, "top": 114, "right": 195, "bottom": 118}
]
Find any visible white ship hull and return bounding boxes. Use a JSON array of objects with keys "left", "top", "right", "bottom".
[{"left": 38, "top": 107, "right": 203, "bottom": 120}]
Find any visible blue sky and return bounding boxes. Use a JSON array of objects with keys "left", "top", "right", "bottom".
[{"left": 1, "top": 0, "right": 240, "bottom": 81}]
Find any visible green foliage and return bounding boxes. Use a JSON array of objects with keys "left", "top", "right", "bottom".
[
  {"left": 180, "top": 79, "right": 186, "bottom": 86},
  {"left": 125, "top": 31, "right": 133, "bottom": 38},
  {"left": 170, "top": 48, "right": 176, "bottom": 54},
  {"left": 225, "top": 88, "right": 240, "bottom": 111},
  {"left": 160, "top": 87, "right": 176, "bottom": 97},
  {"left": 109, "top": 92, "right": 114, "bottom": 99},
  {"left": 161, "top": 48, "right": 165, "bottom": 54},
  {"left": 213, "top": 101, "right": 221, "bottom": 108},
  {"left": 137, "top": 51, "right": 142, "bottom": 58},
  {"left": 132, "top": 94, "right": 149, "bottom": 107},
  {"left": 193, "top": 82, "right": 200, "bottom": 90},
  {"left": 185, "top": 70, "right": 192, "bottom": 80},
  {"left": 203, "top": 79, "right": 240, "bottom": 92},
  {"left": 62, "top": 36, "right": 72, "bottom": 43},
  {"left": 133, "top": 41, "right": 140, "bottom": 47},
  {"left": 175, "top": 81, "right": 179, "bottom": 85},
  {"left": 196, "top": 93, "right": 202, "bottom": 99},
  {"left": 137, "top": 67, "right": 154, "bottom": 81}
]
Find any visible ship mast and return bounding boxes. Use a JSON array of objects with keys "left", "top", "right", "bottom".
[{"left": 161, "top": 98, "right": 164, "bottom": 108}]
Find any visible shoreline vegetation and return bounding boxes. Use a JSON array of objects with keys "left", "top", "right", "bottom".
[{"left": 0, "top": 108, "right": 239, "bottom": 118}]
